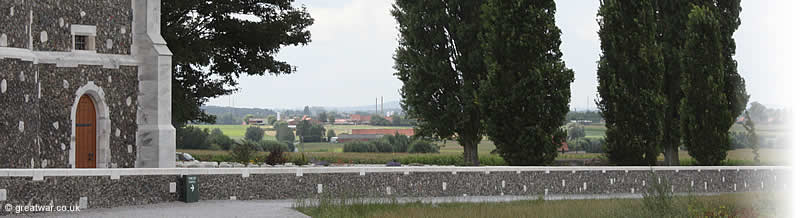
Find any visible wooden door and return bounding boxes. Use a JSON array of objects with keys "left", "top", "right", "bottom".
[{"left": 76, "top": 95, "right": 97, "bottom": 168}]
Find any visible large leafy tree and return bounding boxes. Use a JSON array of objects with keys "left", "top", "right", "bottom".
[
  {"left": 162, "top": 1, "right": 314, "bottom": 127},
  {"left": 681, "top": 5, "right": 731, "bottom": 165},
  {"left": 479, "top": 0, "right": 573, "bottom": 165},
  {"left": 392, "top": 0, "right": 486, "bottom": 165},
  {"left": 597, "top": 0, "right": 665, "bottom": 165}
]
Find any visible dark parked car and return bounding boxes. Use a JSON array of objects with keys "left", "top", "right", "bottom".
[{"left": 176, "top": 152, "right": 198, "bottom": 162}]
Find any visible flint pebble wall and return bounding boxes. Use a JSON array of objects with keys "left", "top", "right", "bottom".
[{"left": 0, "top": 166, "right": 790, "bottom": 215}]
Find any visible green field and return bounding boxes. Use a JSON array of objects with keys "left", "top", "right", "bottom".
[
  {"left": 190, "top": 124, "right": 411, "bottom": 141},
  {"left": 582, "top": 124, "right": 607, "bottom": 139},
  {"left": 191, "top": 124, "right": 276, "bottom": 141},
  {"left": 295, "top": 192, "right": 786, "bottom": 218},
  {"left": 186, "top": 124, "right": 789, "bottom": 165},
  {"left": 578, "top": 123, "right": 789, "bottom": 139}
]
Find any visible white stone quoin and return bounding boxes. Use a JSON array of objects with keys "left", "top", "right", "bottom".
[{"left": 133, "top": 0, "right": 176, "bottom": 168}]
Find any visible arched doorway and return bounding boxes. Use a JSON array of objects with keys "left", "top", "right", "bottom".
[
  {"left": 70, "top": 81, "right": 110, "bottom": 168},
  {"left": 75, "top": 95, "right": 97, "bottom": 168}
]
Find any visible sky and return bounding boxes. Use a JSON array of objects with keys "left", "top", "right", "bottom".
[{"left": 206, "top": 0, "right": 796, "bottom": 110}]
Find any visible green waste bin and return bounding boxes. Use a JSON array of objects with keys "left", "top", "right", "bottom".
[{"left": 183, "top": 175, "right": 199, "bottom": 203}]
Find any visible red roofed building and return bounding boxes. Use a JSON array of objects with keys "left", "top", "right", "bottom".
[
  {"left": 352, "top": 129, "right": 414, "bottom": 136},
  {"left": 557, "top": 141, "right": 569, "bottom": 153},
  {"left": 349, "top": 114, "right": 372, "bottom": 124}
]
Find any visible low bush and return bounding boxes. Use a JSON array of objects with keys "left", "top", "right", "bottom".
[
  {"left": 230, "top": 140, "right": 258, "bottom": 165},
  {"left": 408, "top": 140, "right": 439, "bottom": 153},
  {"left": 207, "top": 128, "right": 235, "bottom": 150},
  {"left": 584, "top": 138, "right": 605, "bottom": 153},
  {"left": 384, "top": 133, "right": 410, "bottom": 152},
  {"left": 343, "top": 141, "right": 376, "bottom": 152},
  {"left": 176, "top": 126, "right": 211, "bottom": 149},
  {"left": 264, "top": 144, "right": 288, "bottom": 166},
  {"left": 258, "top": 140, "right": 288, "bottom": 152},
  {"left": 372, "top": 140, "right": 394, "bottom": 153},
  {"left": 642, "top": 171, "right": 675, "bottom": 216},
  {"left": 343, "top": 138, "right": 438, "bottom": 154},
  {"left": 245, "top": 126, "right": 265, "bottom": 142}
]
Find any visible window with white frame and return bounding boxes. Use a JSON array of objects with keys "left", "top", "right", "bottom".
[{"left": 71, "top": 25, "right": 96, "bottom": 51}]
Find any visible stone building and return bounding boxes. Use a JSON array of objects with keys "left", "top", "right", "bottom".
[{"left": 0, "top": 0, "right": 174, "bottom": 168}]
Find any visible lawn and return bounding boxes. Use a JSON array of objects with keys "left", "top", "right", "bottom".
[
  {"left": 295, "top": 192, "right": 786, "bottom": 218},
  {"left": 582, "top": 124, "right": 606, "bottom": 139},
  {"left": 191, "top": 124, "right": 276, "bottom": 141}
]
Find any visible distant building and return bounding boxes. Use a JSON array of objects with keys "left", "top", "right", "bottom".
[
  {"left": 558, "top": 142, "right": 569, "bottom": 153},
  {"left": 246, "top": 118, "right": 267, "bottom": 126},
  {"left": 334, "top": 119, "right": 354, "bottom": 125},
  {"left": 352, "top": 129, "right": 414, "bottom": 136},
  {"left": 287, "top": 115, "right": 319, "bottom": 125},
  {"left": 337, "top": 134, "right": 385, "bottom": 143},
  {"left": 349, "top": 114, "right": 372, "bottom": 124}
]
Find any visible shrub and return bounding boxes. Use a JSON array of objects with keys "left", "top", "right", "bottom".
[
  {"left": 567, "top": 124, "right": 586, "bottom": 140},
  {"left": 326, "top": 129, "right": 336, "bottom": 141},
  {"left": 371, "top": 139, "right": 394, "bottom": 153},
  {"left": 642, "top": 171, "right": 675, "bottom": 216},
  {"left": 264, "top": 144, "right": 287, "bottom": 166},
  {"left": 287, "top": 141, "right": 296, "bottom": 152},
  {"left": 245, "top": 126, "right": 265, "bottom": 142},
  {"left": 176, "top": 126, "right": 211, "bottom": 149},
  {"left": 343, "top": 141, "right": 376, "bottom": 153},
  {"left": 230, "top": 140, "right": 258, "bottom": 165},
  {"left": 258, "top": 140, "right": 288, "bottom": 152},
  {"left": 584, "top": 138, "right": 605, "bottom": 153},
  {"left": 408, "top": 140, "right": 439, "bottom": 153},
  {"left": 291, "top": 153, "right": 308, "bottom": 166},
  {"left": 274, "top": 121, "right": 295, "bottom": 143},
  {"left": 207, "top": 128, "right": 235, "bottom": 150},
  {"left": 297, "top": 120, "right": 326, "bottom": 142},
  {"left": 384, "top": 133, "right": 410, "bottom": 152}
]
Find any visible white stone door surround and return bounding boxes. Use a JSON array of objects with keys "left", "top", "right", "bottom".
[{"left": 70, "top": 81, "right": 111, "bottom": 168}]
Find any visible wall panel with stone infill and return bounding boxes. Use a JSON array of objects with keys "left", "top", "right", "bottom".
[
  {"left": 0, "top": 58, "right": 139, "bottom": 168},
  {"left": 0, "top": 2, "right": 31, "bottom": 48},
  {"left": 29, "top": 0, "right": 133, "bottom": 54},
  {"left": 0, "top": 167, "right": 789, "bottom": 215}
]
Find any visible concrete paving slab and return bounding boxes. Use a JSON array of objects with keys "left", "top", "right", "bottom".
[{"left": 24, "top": 200, "right": 309, "bottom": 218}]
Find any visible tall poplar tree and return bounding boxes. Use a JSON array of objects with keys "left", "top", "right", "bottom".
[
  {"left": 392, "top": 0, "right": 486, "bottom": 165},
  {"left": 655, "top": 0, "right": 693, "bottom": 166},
  {"left": 480, "top": 0, "right": 574, "bottom": 165},
  {"left": 715, "top": 0, "right": 749, "bottom": 132},
  {"left": 655, "top": 0, "right": 747, "bottom": 165},
  {"left": 681, "top": 5, "right": 730, "bottom": 165},
  {"left": 597, "top": 0, "right": 665, "bottom": 165}
]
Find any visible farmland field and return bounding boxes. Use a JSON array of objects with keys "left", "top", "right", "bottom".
[
  {"left": 186, "top": 124, "right": 789, "bottom": 165},
  {"left": 577, "top": 123, "right": 789, "bottom": 140},
  {"left": 191, "top": 124, "right": 276, "bottom": 141}
]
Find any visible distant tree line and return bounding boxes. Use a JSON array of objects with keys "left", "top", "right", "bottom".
[
  {"left": 343, "top": 133, "right": 439, "bottom": 154},
  {"left": 565, "top": 111, "right": 604, "bottom": 124}
]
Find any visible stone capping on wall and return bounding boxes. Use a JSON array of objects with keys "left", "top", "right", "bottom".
[
  {"left": 0, "top": 166, "right": 787, "bottom": 180},
  {"left": 0, "top": 47, "right": 139, "bottom": 69}
]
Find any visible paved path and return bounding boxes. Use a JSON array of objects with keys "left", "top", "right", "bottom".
[{"left": 22, "top": 200, "right": 309, "bottom": 218}]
